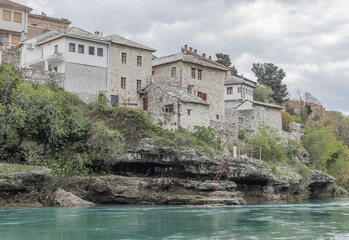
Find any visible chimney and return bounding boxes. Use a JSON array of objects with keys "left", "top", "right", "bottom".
[
  {"left": 202, "top": 53, "right": 206, "bottom": 58},
  {"left": 194, "top": 49, "right": 197, "bottom": 53},
  {"left": 209, "top": 56, "right": 212, "bottom": 60},
  {"left": 189, "top": 47, "right": 193, "bottom": 52},
  {"left": 184, "top": 44, "right": 188, "bottom": 50}
]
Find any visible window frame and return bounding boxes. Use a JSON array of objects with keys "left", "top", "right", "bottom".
[
  {"left": 227, "top": 87, "right": 233, "bottom": 95},
  {"left": 198, "top": 69, "right": 202, "bottom": 80},
  {"left": 137, "top": 55, "right": 142, "bottom": 66},
  {"left": 69, "top": 43, "right": 76, "bottom": 52},
  {"left": 121, "top": 77, "right": 126, "bottom": 89},
  {"left": 137, "top": 80, "right": 142, "bottom": 90},
  {"left": 13, "top": 12, "right": 22, "bottom": 23},
  {"left": 11, "top": 35, "right": 20, "bottom": 44},
  {"left": 238, "top": 87, "right": 241, "bottom": 93},
  {"left": 3, "top": 10, "right": 11, "bottom": 21},
  {"left": 89, "top": 46, "right": 95, "bottom": 55},
  {"left": 0, "top": 33, "right": 9, "bottom": 43},
  {"left": 78, "top": 44, "right": 84, "bottom": 54},
  {"left": 121, "top": 52, "right": 127, "bottom": 64},
  {"left": 191, "top": 68, "right": 195, "bottom": 79},
  {"left": 164, "top": 104, "right": 174, "bottom": 113},
  {"left": 171, "top": 67, "right": 176, "bottom": 77},
  {"left": 97, "top": 48, "right": 103, "bottom": 57}
]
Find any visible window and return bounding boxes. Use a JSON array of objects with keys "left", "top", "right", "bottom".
[
  {"left": 97, "top": 48, "right": 103, "bottom": 57},
  {"left": 0, "top": 33, "right": 9, "bottom": 43},
  {"left": 171, "top": 67, "right": 176, "bottom": 77},
  {"left": 121, "top": 52, "right": 127, "bottom": 63},
  {"left": 164, "top": 104, "right": 174, "bottom": 113},
  {"left": 137, "top": 80, "right": 142, "bottom": 90},
  {"left": 137, "top": 56, "right": 142, "bottom": 66},
  {"left": 3, "top": 10, "right": 11, "bottom": 21},
  {"left": 12, "top": 35, "right": 20, "bottom": 44},
  {"left": 238, "top": 87, "right": 241, "bottom": 93},
  {"left": 89, "top": 46, "right": 95, "bottom": 55},
  {"left": 152, "top": 71, "right": 155, "bottom": 75},
  {"left": 54, "top": 45, "right": 58, "bottom": 54},
  {"left": 191, "top": 68, "right": 195, "bottom": 78},
  {"left": 198, "top": 69, "right": 202, "bottom": 80},
  {"left": 227, "top": 87, "right": 233, "bottom": 95},
  {"left": 121, "top": 77, "right": 126, "bottom": 89},
  {"left": 69, "top": 43, "right": 75, "bottom": 52},
  {"left": 111, "top": 95, "right": 119, "bottom": 107},
  {"left": 216, "top": 115, "right": 219, "bottom": 120},
  {"left": 197, "top": 91, "right": 202, "bottom": 98},
  {"left": 14, "top": 12, "right": 22, "bottom": 23},
  {"left": 201, "top": 93, "right": 207, "bottom": 101},
  {"left": 54, "top": 66, "right": 58, "bottom": 72},
  {"left": 238, "top": 118, "right": 244, "bottom": 124},
  {"left": 78, "top": 44, "right": 84, "bottom": 54},
  {"left": 187, "top": 109, "right": 191, "bottom": 116},
  {"left": 143, "top": 98, "right": 148, "bottom": 111}
]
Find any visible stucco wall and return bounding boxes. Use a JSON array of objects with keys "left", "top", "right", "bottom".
[
  {"left": 179, "top": 102, "right": 210, "bottom": 131},
  {"left": 107, "top": 43, "right": 153, "bottom": 109},
  {"left": 225, "top": 84, "right": 253, "bottom": 101},
  {"left": 65, "top": 62, "right": 107, "bottom": 103},
  {"left": 0, "top": 6, "right": 28, "bottom": 34}
]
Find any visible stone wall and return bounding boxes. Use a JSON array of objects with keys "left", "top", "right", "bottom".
[
  {"left": 18, "top": 68, "right": 65, "bottom": 89},
  {"left": 210, "top": 120, "right": 238, "bottom": 146},
  {"left": 0, "top": 49, "right": 20, "bottom": 67},
  {"left": 152, "top": 61, "right": 182, "bottom": 87}
]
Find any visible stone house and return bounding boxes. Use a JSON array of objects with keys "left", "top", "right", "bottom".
[
  {"left": 152, "top": 45, "right": 229, "bottom": 123},
  {"left": 104, "top": 34, "right": 155, "bottom": 108},
  {"left": 141, "top": 83, "right": 210, "bottom": 131},
  {"left": 27, "top": 12, "right": 71, "bottom": 39},
  {"left": 20, "top": 27, "right": 110, "bottom": 102},
  {"left": 0, "top": 0, "right": 32, "bottom": 49}
]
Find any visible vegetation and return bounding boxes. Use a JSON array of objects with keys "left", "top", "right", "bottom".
[
  {"left": 215, "top": 53, "right": 238, "bottom": 74},
  {"left": 253, "top": 84, "right": 274, "bottom": 102},
  {"left": 281, "top": 111, "right": 294, "bottom": 132},
  {"left": 251, "top": 63, "right": 288, "bottom": 104},
  {"left": 0, "top": 64, "right": 221, "bottom": 176}
]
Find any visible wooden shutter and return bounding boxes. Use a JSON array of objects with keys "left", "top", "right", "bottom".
[
  {"left": 143, "top": 98, "right": 148, "bottom": 111},
  {"left": 202, "top": 93, "right": 207, "bottom": 101},
  {"left": 14, "top": 12, "right": 22, "bottom": 23},
  {"left": 12, "top": 35, "right": 20, "bottom": 44},
  {"left": 3, "top": 10, "right": 11, "bottom": 21}
]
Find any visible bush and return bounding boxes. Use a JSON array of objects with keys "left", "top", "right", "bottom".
[{"left": 281, "top": 111, "right": 294, "bottom": 132}]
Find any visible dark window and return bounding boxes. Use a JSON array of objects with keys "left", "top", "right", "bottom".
[
  {"left": 137, "top": 56, "right": 142, "bottom": 66},
  {"left": 238, "top": 87, "right": 241, "bottom": 93},
  {"left": 164, "top": 104, "right": 174, "bottom": 113},
  {"left": 121, "top": 77, "right": 126, "bottom": 89},
  {"left": 201, "top": 93, "right": 207, "bottom": 101},
  {"left": 54, "top": 45, "right": 58, "bottom": 54},
  {"left": 111, "top": 95, "right": 119, "bottom": 107},
  {"left": 197, "top": 91, "right": 202, "bottom": 98},
  {"left": 78, "top": 44, "right": 84, "bottom": 54},
  {"left": 216, "top": 115, "right": 219, "bottom": 120},
  {"left": 198, "top": 69, "right": 202, "bottom": 80},
  {"left": 121, "top": 52, "right": 127, "bottom": 64},
  {"left": 69, "top": 43, "right": 75, "bottom": 52},
  {"left": 187, "top": 109, "right": 191, "bottom": 115},
  {"left": 89, "top": 46, "right": 95, "bottom": 55},
  {"left": 143, "top": 98, "right": 148, "bottom": 111},
  {"left": 97, "top": 48, "right": 103, "bottom": 57},
  {"left": 191, "top": 68, "right": 195, "bottom": 78},
  {"left": 137, "top": 80, "right": 142, "bottom": 90},
  {"left": 171, "top": 67, "right": 176, "bottom": 77},
  {"left": 227, "top": 87, "right": 233, "bottom": 95},
  {"left": 238, "top": 118, "right": 244, "bottom": 124}
]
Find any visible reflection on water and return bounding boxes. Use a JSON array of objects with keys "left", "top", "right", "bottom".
[{"left": 0, "top": 198, "right": 349, "bottom": 240}]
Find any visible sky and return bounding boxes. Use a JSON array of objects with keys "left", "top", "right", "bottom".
[{"left": 18, "top": 0, "right": 349, "bottom": 114}]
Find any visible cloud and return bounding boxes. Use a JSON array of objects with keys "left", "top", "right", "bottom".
[{"left": 15, "top": 0, "right": 349, "bottom": 114}]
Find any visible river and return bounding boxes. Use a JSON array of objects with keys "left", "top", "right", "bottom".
[{"left": 0, "top": 198, "right": 348, "bottom": 240}]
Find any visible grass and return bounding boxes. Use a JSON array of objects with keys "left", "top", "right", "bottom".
[{"left": 0, "top": 163, "right": 48, "bottom": 174}]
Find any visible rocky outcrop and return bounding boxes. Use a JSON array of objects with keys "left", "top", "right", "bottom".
[{"left": 53, "top": 188, "right": 95, "bottom": 207}]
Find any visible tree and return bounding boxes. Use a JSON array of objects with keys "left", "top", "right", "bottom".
[
  {"left": 253, "top": 84, "right": 274, "bottom": 102},
  {"left": 251, "top": 63, "right": 288, "bottom": 104},
  {"left": 215, "top": 53, "right": 238, "bottom": 75},
  {"left": 304, "top": 91, "right": 321, "bottom": 105}
]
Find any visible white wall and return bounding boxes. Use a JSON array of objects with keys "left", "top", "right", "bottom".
[
  {"left": 225, "top": 84, "right": 254, "bottom": 101},
  {"left": 64, "top": 37, "right": 108, "bottom": 68},
  {"left": 0, "top": 6, "right": 27, "bottom": 34}
]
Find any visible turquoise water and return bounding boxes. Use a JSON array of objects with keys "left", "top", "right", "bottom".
[{"left": 0, "top": 199, "right": 349, "bottom": 240}]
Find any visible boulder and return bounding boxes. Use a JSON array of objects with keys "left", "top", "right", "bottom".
[{"left": 54, "top": 188, "right": 95, "bottom": 207}]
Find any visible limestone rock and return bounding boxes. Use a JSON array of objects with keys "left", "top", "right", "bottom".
[{"left": 54, "top": 188, "right": 95, "bottom": 207}]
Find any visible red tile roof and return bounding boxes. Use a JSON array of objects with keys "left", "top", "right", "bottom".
[{"left": 0, "top": 0, "right": 32, "bottom": 11}]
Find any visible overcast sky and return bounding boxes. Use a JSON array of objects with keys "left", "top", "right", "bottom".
[{"left": 19, "top": 0, "right": 349, "bottom": 114}]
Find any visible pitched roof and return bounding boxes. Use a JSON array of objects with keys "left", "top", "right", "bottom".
[
  {"left": 145, "top": 84, "right": 209, "bottom": 105},
  {"left": 153, "top": 52, "right": 229, "bottom": 71},
  {"left": 0, "top": 0, "right": 32, "bottom": 11},
  {"left": 104, "top": 34, "right": 156, "bottom": 52},
  {"left": 225, "top": 75, "right": 256, "bottom": 88},
  {"left": 35, "top": 27, "right": 109, "bottom": 46},
  {"left": 236, "top": 99, "right": 283, "bottom": 110}
]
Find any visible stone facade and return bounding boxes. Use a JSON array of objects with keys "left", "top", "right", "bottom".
[
  {"left": 143, "top": 84, "right": 210, "bottom": 131},
  {"left": 152, "top": 47, "right": 228, "bottom": 123},
  {"left": 18, "top": 68, "right": 64, "bottom": 88},
  {"left": 105, "top": 35, "right": 155, "bottom": 109},
  {"left": 210, "top": 120, "right": 238, "bottom": 146},
  {"left": 0, "top": 49, "right": 20, "bottom": 66},
  {"left": 225, "top": 100, "right": 283, "bottom": 135},
  {"left": 28, "top": 13, "right": 70, "bottom": 32}
]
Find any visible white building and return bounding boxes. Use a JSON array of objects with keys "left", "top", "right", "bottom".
[
  {"left": 20, "top": 27, "right": 110, "bottom": 102},
  {"left": 0, "top": 0, "right": 32, "bottom": 49},
  {"left": 225, "top": 74, "right": 256, "bottom": 107}
]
